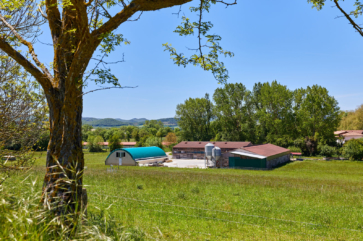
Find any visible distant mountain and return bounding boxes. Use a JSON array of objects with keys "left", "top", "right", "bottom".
[
  {"left": 157, "top": 118, "right": 178, "bottom": 126},
  {"left": 82, "top": 118, "right": 128, "bottom": 127},
  {"left": 82, "top": 117, "right": 99, "bottom": 122},
  {"left": 82, "top": 117, "right": 178, "bottom": 127},
  {"left": 115, "top": 118, "right": 148, "bottom": 124}
]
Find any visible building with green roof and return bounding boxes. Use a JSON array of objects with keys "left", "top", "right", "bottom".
[{"left": 105, "top": 146, "right": 168, "bottom": 166}]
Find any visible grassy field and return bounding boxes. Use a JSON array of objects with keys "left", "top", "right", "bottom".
[{"left": 8, "top": 152, "right": 363, "bottom": 240}]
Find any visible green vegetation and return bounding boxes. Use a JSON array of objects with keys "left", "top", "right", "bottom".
[
  {"left": 83, "top": 120, "right": 178, "bottom": 152},
  {"left": 108, "top": 134, "right": 122, "bottom": 152},
  {"left": 3, "top": 152, "right": 363, "bottom": 240},
  {"left": 343, "top": 139, "right": 363, "bottom": 161},
  {"left": 176, "top": 93, "right": 214, "bottom": 141},
  {"left": 319, "top": 144, "right": 337, "bottom": 157},
  {"left": 87, "top": 136, "right": 105, "bottom": 152},
  {"left": 176, "top": 82, "right": 341, "bottom": 156},
  {"left": 339, "top": 104, "right": 363, "bottom": 130},
  {"left": 0, "top": 51, "right": 47, "bottom": 183}
]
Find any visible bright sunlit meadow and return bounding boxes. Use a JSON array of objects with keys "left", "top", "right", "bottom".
[{"left": 8, "top": 151, "right": 363, "bottom": 240}]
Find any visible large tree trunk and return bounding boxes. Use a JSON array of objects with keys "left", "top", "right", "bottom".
[{"left": 42, "top": 84, "right": 85, "bottom": 224}]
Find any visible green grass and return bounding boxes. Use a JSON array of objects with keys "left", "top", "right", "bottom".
[{"left": 6, "top": 152, "right": 363, "bottom": 240}]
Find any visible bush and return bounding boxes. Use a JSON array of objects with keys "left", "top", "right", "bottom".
[
  {"left": 135, "top": 135, "right": 150, "bottom": 147},
  {"left": 33, "top": 131, "right": 50, "bottom": 151},
  {"left": 319, "top": 145, "right": 336, "bottom": 157},
  {"left": 108, "top": 134, "right": 122, "bottom": 152},
  {"left": 343, "top": 139, "right": 363, "bottom": 161},
  {"left": 88, "top": 136, "right": 104, "bottom": 152},
  {"left": 287, "top": 146, "right": 302, "bottom": 153},
  {"left": 145, "top": 136, "right": 163, "bottom": 148}
]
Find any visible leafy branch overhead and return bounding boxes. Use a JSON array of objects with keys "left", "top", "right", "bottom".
[
  {"left": 85, "top": 32, "right": 130, "bottom": 87},
  {"left": 308, "top": 0, "right": 363, "bottom": 36},
  {"left": 163, "top": 0, "right": 236, "bottom": 84}
]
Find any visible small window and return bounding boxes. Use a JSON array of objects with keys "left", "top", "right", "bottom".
[
  {"left": 116, "top": 152, "right": 120, "bottom": 157},
  {"left": 121, "top": 152, "right": 125, "bottom": 157}
]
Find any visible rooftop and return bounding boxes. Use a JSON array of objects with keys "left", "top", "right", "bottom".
[
  {"left": 173, "top": 141, "right": 252, "bottom": 149},
  {"left": 106, "top": 146, "right": 167, "bottom": 161},
  {"left": 231, "top": 144, "right": 290, "bottom": 159},
  {"left": 334, "top": 130, "right": 363, "bottom": 135},
  {"left": 83, "top": 142, "right": 137, "bottom": 146}
]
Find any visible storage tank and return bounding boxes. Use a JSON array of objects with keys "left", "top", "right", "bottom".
[
  {"left": 205, "top": 143, "right": 214, "bottom": 161},
  {"left": 212, "top": 146, "right": 221, "bottom": 161}
]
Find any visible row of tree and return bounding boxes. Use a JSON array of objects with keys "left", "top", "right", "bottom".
[
  {"left": 82, "top": 119, "right": 179, "bottom": 152},
  {"left": 176, "top": 81, "right": 341, "bottom": 155},
  {"left": 339, "top": 104, "right": 363, "bottom": 130}
]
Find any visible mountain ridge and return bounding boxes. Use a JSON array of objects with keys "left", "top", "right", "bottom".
[{"left": 82, "top": 117, "right": 178, "bottom": 127}]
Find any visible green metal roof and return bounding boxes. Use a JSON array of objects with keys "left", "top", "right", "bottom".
[{"left": 106, "top": 146, "right": 167, "bottom": 161}]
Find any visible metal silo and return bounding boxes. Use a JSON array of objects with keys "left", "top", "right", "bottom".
[
  {"left": 205, "top": 143, "right": 214, "bottom": 167},
  {"left": 212, "top": 146, "right": 222, "bottom": 167}
]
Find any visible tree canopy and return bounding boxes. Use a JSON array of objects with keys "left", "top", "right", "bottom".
[
  {"left": 339, "top": 104, "right": 363, "bottom": 130},
  {"left": 176, "top": 93, "right": 214, "bottom": 141},
  {"left": 175, "top": 81, "right": 341, "bottom": 155}
]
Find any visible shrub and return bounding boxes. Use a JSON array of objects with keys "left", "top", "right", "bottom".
[
  {"left": 33, "top": 130, "right": 50, "bottom": 151},
  {"left": 319, "top": 145, "right": 336, "bottom": 157},
  {"left": 287, "top": 146, "right": 302, "bottom": 153},
  {"left": 343, "top": 139, "right": 363, "bottom": 161},
  {"left": 145, "top": 136, "right": 163, "bottom": 148},
  {"left": 88, "top": 136, "right": 104, "bottom": 152},
  {"left": 165, "top": 132, "right": 177, "bottom": 145},
  {"left": 108, "top": 134, "right": 122, "bottom": 152}
]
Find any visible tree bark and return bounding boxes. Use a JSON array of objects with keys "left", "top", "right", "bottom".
[{"left": 42, "top": 84, "right": 84, "bottom": 224}]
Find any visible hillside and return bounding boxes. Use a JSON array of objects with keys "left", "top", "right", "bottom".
[
  {"left": 82, "top": 117, "right": 178, "bottom": 127},
  {"left": 157, "top": 118, "right": 178, "bottom": 126},
  {"left": 115, "top": 118, "right": 148, "bottom": 124},
  {"left": 82, "top": 118, "right": 128, "bottom": 127}
]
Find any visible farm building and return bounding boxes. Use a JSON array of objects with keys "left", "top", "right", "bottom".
[
  {"left": 334, "top": 130, "right": 363, "bottom": 145},
  {"left": 229, "top": 144, "right": 290, "bottom": 169},
  {"left": 105, "top": 146, "right": 168, "bottom": 166},
  {"left": 173, "top": 141, "right": 290, "bottom": 168},
  {"left": 172, "top": 141, "right": 252, "bottom": 166}
]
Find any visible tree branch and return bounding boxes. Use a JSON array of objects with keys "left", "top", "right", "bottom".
[
  {"left": 45, "top": 0, "right": 62, "bottom": 44},
  {"left": 84, "top": 0, "right": 94, "bottom": 7},
  {"left": 38, "top": 5, "right": 48, "bottom": 20},
  {"left": 334, "top": 0, "right": 363, "bottom": 37},
  {"left": 216, "top": 0, "right": 237, "bottom": 7},
  {"left": 0, "top": 13, "right": 54, "bottom": 82},
  {"left": 198, "top": 0, "right": 205, "bottom": 70},
  {"left": 93, "top": 0, "right": 191, "bottom": 37},
  {"left": 71, "top": 0, "right": 91, "bottom": 35},
  {"left": 128, "top": 11, "right": 144, "bottom": 21},
  {"left": 0, "top": 38, "right": 51, "bottom": 91},
  {"left": 80, "top": 86, "right": 138, "bottom": 96}
]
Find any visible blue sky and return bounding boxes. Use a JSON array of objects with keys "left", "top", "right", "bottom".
[{"left": 34, "top": 0, "right": 363, "bottom": 119}]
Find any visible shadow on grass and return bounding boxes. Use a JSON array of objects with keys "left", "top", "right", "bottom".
[{"left": 272, "top": 160, "right": 294, "bottom": 169}]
